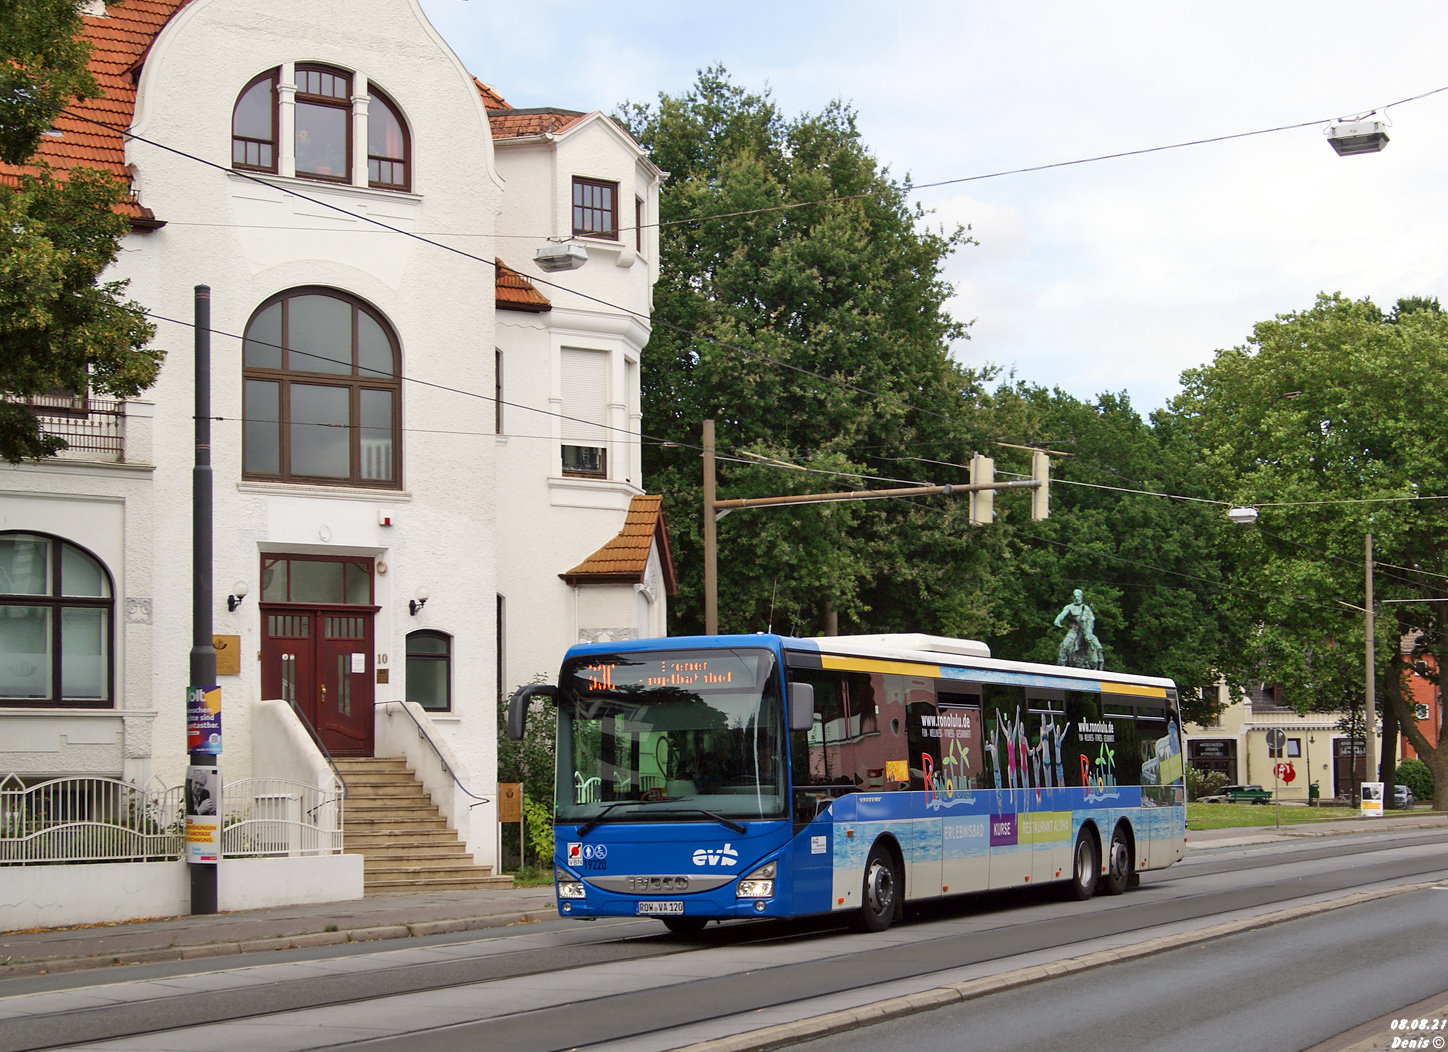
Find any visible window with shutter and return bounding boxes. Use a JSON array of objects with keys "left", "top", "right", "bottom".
[{"left": 560, "top": 348, "right": 608, "bottom": 477}]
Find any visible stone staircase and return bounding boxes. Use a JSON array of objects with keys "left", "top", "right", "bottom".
[{"left": 334, "top": 756, "right": 512, "bottom": 893}]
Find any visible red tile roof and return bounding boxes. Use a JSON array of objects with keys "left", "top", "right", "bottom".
[
  {"left": 0, "top": 0, "right": 189, "bottom": 226},
  {"left": 495, "top": 258, "right": 551, "bottom": 312},
  {"left": 488, "top": 108, "right": 586, "bottom": 140},
  {"left": 560, "top": 495, "right": 678, "bottom": 593},
  {"left": 473, "top": 77, "right": 509, "bottom": 110}
]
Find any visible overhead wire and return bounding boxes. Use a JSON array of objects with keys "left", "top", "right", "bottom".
[{"left": 58, "top": 107, "right": 978, "bottom": 433}]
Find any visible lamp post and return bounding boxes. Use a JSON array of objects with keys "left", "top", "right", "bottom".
[{"left": 1228, "top": 508, "right": 1377, "bottom": 786}]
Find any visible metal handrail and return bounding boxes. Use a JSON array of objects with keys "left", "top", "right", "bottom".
[
  {"left": 287, "top": 698, "right": 348, "bottom": 799},
  {"left": 384, "top": 701, "right": 490, "bottom": 807}
]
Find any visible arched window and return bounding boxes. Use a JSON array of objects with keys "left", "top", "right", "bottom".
[
  {"left": 243, "top": 289, "right": 401, "bottom": 487},
  {"left": 232, "top": 70, "right": 277, "bottom": 172},
  {"left": 367, "top": 88, "right": 409, "bottom": 191},
  {"left": 230, "top": 65, "right": 412, "bottom": 192},
  {"left": 406, "top": 630, "right": 451, "bottom": 711},
  {"left": 0, "top": 533, "right": 113, "bottom": 707}
]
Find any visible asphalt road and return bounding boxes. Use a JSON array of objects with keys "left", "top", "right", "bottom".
[
  {"left": 3, "top": 827, "right": 1445, "bottom": 1052},
  {"left": 782, "top": 886, "right": 1448, "bottom": 1052}
]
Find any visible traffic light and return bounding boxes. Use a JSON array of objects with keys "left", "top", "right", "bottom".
[
  {"left": 969, "top": 454, "right": 994, "bottom": 526},
  {"left": 1031, "top": 449, "right": 1050, "bottom": 521}
]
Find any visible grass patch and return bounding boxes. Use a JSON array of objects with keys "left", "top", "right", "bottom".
[
  {"left": 507, "top": 865, "right": 554, "bottom": 888},
  {"left": 1187, "top": 803, "right": 1344, "bottom": 829},
  {"left": 1187, "top": 802, "right": 1436, "bottom": 830}
]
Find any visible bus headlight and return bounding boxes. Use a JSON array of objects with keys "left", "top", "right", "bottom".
[
  {"left": 556, "top": 868, "right": 586, "bottom": 899},
  {"left": 736, "top": 860, "right": 775, "bottom": 899}
]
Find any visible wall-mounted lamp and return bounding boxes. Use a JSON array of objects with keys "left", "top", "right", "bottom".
[
  {"left": 226, "top": 581, "right": 248, "bottom": 612},
  {"left": 409, "top": 586, "right": 429, "bottom": 616}
]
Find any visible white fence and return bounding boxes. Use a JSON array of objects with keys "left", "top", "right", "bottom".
[
  {"left": 0, "top": 773, "right": 342, "bottom": 865},
  {"left": 220, "top": 777, "right": 344, "bottom": 857}
]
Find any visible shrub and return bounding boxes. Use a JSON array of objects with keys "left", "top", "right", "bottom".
[
  {"left": 1394, "top": 758, "right": 1434, "bottom": 801},
  {"left": 1186, "top": 765, "right": 1228, "bottom": 802}
]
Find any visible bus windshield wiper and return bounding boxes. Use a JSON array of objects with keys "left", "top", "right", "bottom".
[
  {"left": 656, "top": 807, "right": 747, "bottom": 834},
  {"left": 576, "top": 802, "right": 747, "bottom": 836},
  {"left": 577, "top": 802, "right": 632, "bottom": 836}
]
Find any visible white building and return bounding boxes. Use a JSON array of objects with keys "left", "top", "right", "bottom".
[{"left": 0, "top": 0, "right": 671, "bottom": 879}]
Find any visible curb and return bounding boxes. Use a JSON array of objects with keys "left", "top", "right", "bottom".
[
  {"left": 666, "top": 882, "right": 1441, "bottom": 1052},
  {"left": 0, "top": 909, "right": 554, "bottom": 979}
]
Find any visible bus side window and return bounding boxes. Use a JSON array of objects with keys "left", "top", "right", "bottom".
[
  {"left": 903, "top": 677, "right": 939, "bottom": 792},
  {"left": 788, "top": 670, "right": 848, "bottom": 788}
]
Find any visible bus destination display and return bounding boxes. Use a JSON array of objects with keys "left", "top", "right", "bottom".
[{"left": 574, "top": 652, "right": 762, "bottom": 692}]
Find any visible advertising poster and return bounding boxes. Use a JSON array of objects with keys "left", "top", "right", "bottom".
[
  {"left": 1360, "top": 781, "right": 1384, "bottom": 817},
  {"left": 186, "top": 685, "right": 222, "bottom": 755},
  {"left": 186, "top": 765, "right": 221, "bottom": 864},
  {"left": 919, "top": 704, "right": 984, "bottom": 781}
]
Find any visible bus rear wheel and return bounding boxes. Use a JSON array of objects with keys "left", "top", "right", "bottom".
[
  {"left": 1069, "top": 829, "right": 1099, "bottom": 901},
  {"left": 1102, "top": 826, "right": 1132, "bottom": 896},
  {"left": 854, "top": 843, "right": 899, "bottom": 933},
  {"left": 662, "top": 917, "right": 708, "bottom": 935}
]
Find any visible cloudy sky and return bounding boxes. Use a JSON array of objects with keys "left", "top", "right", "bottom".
[{"left": 420, "top": 0, "right": 1448, "bottom": 413}]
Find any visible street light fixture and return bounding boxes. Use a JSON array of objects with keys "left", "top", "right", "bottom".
[{"left": 1326, "top": 119, "right": 1389, "bottom": 156}]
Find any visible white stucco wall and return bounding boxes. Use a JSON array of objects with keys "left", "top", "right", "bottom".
[
  {"left": 0, "top": 2, "right": 663, "bottom": 869},
  {"left": 491, "top": 118, "right": 663, "bottom": 693},
  {"left": 113, "top": 0, "right": 501, "bottom": 791},
  {"left": 0, "top": 855, "right": 362, "bottom": 930}
]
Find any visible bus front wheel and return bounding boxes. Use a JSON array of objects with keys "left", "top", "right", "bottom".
[
  {"left": 1069, "top": 829, "right": 1099, "bottom": 901},
  {"left": 854, "top": 843, "right": 899, "bottom": 933}
]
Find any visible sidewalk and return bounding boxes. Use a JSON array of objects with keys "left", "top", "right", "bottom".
[{"left": 0, "top": 885, "right": 557, "bottom": 979}]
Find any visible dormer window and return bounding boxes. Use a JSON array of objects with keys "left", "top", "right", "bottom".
[{"left": 231, "top": 65, "right": 411, "bottom": 192}]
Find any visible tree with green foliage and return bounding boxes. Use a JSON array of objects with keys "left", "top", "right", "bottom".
[
  {"left": 979, "top": 382, "right": 1249, "bottom": 725},
  {"left": 1173, "top": 293, "right": 1448, "bottom": 809},
  {"left": 620, "top": 68, "right": 991, "bottom": 637},
  {"left": 0, "top": 0, "right": 159, "bottom": 463}
]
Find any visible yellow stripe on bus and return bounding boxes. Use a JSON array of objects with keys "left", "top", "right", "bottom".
[
  {"left": 1101, "top": 682, "right": 1168, "bottom": 699},
  {"left": 819, "top": 655, "right": 943, "bottom": 679}
]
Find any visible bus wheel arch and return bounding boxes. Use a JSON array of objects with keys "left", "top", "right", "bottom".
[
  {"left": 1103, "top": 820, "right": 1134, "bottom": 896},
  {"left": 1068, "top": 822, "right": 1101, "bottom": 901},
  {"left": 853, "top": 836, "right": 903, "bottom": 932}
]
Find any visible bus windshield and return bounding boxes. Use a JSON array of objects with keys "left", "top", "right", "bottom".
[{"left": 555, "top": 647, "right": 786, "bottom": 825}]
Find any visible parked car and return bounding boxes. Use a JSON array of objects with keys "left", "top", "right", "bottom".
[
  {"left": 1199, "top": 783, "right": 1270, "bottom": 804},
  {"left": 1394, "top": 784, "right": 1416, "bottom": 809}
]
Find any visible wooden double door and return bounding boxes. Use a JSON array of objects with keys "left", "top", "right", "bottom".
[{"left": 261, "top": 607, "right": 375, "bottom": 756}]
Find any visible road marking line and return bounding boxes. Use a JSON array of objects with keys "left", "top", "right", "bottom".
[{"left": 667, "top": 882, "right": 1441, "bottom": 1052}]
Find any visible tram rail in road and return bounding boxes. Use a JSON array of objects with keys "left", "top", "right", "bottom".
[{"left": 2, "top": 828, "right": 1445, "bottom": 1052}]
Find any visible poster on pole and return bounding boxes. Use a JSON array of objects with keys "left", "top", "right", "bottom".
[
  {"left": 1360, "top": 781, "right": 1384, "bottom": 817},
  {"left": 185, "top": 765, "right": 221, "bottom": 864},
  {"left": 186, "top": 685, "right": 222, "bottom": 755}
]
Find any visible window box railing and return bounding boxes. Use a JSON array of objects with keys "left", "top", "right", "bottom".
[{"left": 18, "top": 396, "right": 126, "bottom": 462}]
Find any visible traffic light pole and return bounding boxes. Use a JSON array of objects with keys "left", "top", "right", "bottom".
[{"left": 700, "top": 419, "right": 1049, "bottom": 633}]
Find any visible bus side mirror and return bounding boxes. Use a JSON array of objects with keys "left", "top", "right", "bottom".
[
  {"left": 507, "top": 684, "right": 558, "bottom": 740},
  {"left": 788, "top": 682, "right": 815, "bottom": 732}
]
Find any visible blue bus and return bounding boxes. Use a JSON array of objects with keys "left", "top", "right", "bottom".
[{"left": 507, "top": 632, "right": 1186, "bottom": 934}]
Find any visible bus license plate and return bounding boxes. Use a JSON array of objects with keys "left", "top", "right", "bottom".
[{"left": 636, "top": 900, "right": 684, "bottom": 916}]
